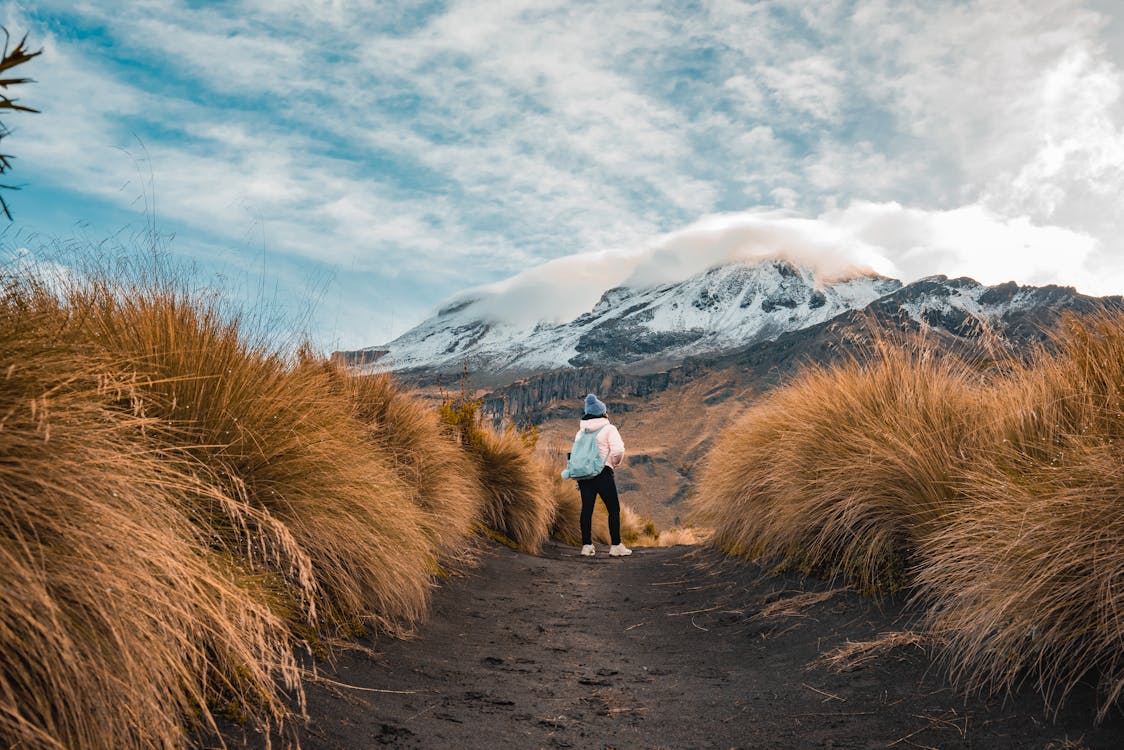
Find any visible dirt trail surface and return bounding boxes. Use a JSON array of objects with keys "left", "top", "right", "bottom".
[{"left": 230, "top": 541, "right": 1123, "bottom": 749}]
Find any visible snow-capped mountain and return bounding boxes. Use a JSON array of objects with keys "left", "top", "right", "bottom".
[
  {"left": 340, "top": 258, "right": 1117, "bottom": 381},
  {"left": 350, "top": 260, "right": 900, "bottom": 377}
]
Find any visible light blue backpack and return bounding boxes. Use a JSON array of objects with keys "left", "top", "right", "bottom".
[{"left": 561, "top": 426, "right": 606, "bottom": 480}]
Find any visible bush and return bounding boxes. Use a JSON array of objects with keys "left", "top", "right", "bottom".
[
  {"left": 693, "top": 312, "right": 1124, "bottom": 719},
  {"left": 70, "top": 279, "right": 436, "bottom": 634},
  {"left": 332, "top": 370, "right": 484, "bottom": 567},
  {"left": 0, "top": 265, "right": 508, "bottom": 747},
  {"left": 439, "top": 389, "right": 554, "bottom": 553},
  {"left": 693, "top": 337, "right": 980, "bottom": 592},
  {"left": 0, "top": 278, "right": 295, "bottom": 749},
  {"left": 914, "top": 312, "right": 1124, "bottom": 721},
  {"left": 468, "top": 427, "right": 554, "bottom": 553}
]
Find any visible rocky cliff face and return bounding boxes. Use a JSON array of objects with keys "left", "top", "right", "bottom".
[{"left": 480, "top": 362, "right": 706, "bottom": 422}]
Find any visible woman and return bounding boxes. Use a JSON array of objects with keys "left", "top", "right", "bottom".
[{"left": 572, "top": 393, "right": 631, "bottom": 557}]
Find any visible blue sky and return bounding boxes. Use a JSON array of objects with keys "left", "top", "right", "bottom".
[{"left": 2, "top": 0, "right": 1124, "bottom": 349}]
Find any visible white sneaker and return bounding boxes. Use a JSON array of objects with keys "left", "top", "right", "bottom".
[
  {"left": 609, "top": 544, "right": 632, "bottom": 557},
  {"left": 580, "top": 544, "right": 596, "bottom": 556}
]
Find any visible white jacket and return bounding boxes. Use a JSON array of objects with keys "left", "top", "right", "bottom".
[{"left": 576, "top": 417, "right": 625, "bottom": 470}]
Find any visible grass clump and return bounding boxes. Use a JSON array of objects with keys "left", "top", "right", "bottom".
[
  {"left": 693, "top": 336, "right": 980, "bottom": 593},
  {"left": 914, "top": 312, "right": 1124, "bottom": 721},
  {"left": 0, "top": 261, "right": 550, "bottom": 748},
  {"left": 331, "top": 370, "right": 484, "bottom": 569},
  {"left": 70, "top": 278, "right": 436, "bottom": 635},
  {"left": 693, "top": 311, "right": 1124, "bottom": 720},
  {"left": 0, "top": 278, "right": 296, "bottom": 749},
  {"left": 439, "top": 390, "right": 554, "bottom": 553}
]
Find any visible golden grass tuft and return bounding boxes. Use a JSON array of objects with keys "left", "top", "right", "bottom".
[
  {"left": 914, "top": 312, "right": 1124, "bottom": 721},
  {"left": 693, "top": 336, "right": 981, "bottom": 592},
  {"left": 69, "top": 279, "right": 436, "bottom": 634},
  {"left": 332, "top": 370, "right": 484, "bottom": 567},
  {"left": 0, "top": 278, "right": 297, "bottom": 749},
  {"left": 467, "top": 427, "right": 554, "bottom": 553},
  {"left": 649, "top": 525, "right": 708, "bottom": 547},
  {"left": 693, "top": 311, "right": 1124, "bottom": 720},
  {"left": 0, "top": 264, "right": 550, "bottom": 748},
  {"left": 438, "top": 393, "right": 556, "bottom": 553}
]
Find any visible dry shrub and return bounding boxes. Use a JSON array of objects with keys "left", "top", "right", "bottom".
[
  {"left": 467, "top": 427, "right": 554, "bottom": 553},
  {"left": 695, "top": 311, "right": 1124, "bottom": 719},
  {"left": 624, "top": 515, "right": 708, "bottom": 548},
  {"left": 619, "top": 503, "right": 645, "bottom": 544},
  {"left": 1, "top": 264, "right": 524, "bottom": 747},
  {"left": 0, "top": 280, "right": 296, "bottom": 749},
  {"left": 652, "top": 526, "right": 708, "bottom": 547},
  {"left": 439, "top": 391, "right": 555, "bottom": 553},
  {"left": 915, "top": 312, "right": 1124, "bottom": 721},
  {"left": 70, "top": 280, "right": 436, "bottom": 634},
  {"left": 693, "top": 337, "right": 980, "bottom": 592},
  {"left": 333, "top": 371, "right": 483, "bottom": 566}
]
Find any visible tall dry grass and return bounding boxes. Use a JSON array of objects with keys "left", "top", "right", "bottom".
[
  {"left": 467, "top": 427, "right": 555, "bottom": 553},
  {"left": 914, "top": 312, "right": 1124, "bottom": 721},
  {"left": 439, "top": 393, "right": 556, "bottom": 553},
  {"left": 0, "top": 263, "right": 559, "bottom": 749},
  {"left": 693, "top": 311, "right": 1124, "bottom": 719},
  {"left": 68, "top": 279, "right": 436, "bottom": 634},
  {"left": 693, "top": 338, "right": 981, "bottom": 592},
  {"left": 0, "top": 279, "right": 297, "bottom": 749},
  {"left": 326, "top": 370, "right": 484, "bottom": 567}
]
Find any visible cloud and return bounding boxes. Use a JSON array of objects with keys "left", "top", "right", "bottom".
[
  {"left": 853, "top": 0, "right": 1124, "bottom": 228},
  {"left": 452, "top": 201, "right": 1111, "bottom": 329},
  {"left": 830, "top": 202, "right": 1106, "bottom": 290},
  {"left": 759, "top": 56, "right": 846, "bottom": 121},
  {"left": 9, "top": 0, "right": 1124, "bottom": 350}
]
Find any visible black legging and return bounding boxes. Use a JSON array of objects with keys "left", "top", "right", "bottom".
[{"left": 578, "top": 466, "right": 621, "bottom": 545}]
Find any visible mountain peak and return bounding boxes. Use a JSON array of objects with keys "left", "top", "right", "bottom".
[
  {"left": 347, "top": 259, "right": 905, "bottom": 377},
  {"left": 336, "top": 261, "right": 1119, "bottom": 382}
]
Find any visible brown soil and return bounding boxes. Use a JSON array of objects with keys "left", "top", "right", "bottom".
[{"left": 226, "top": 541, "right": 1123, "bottom": 749}]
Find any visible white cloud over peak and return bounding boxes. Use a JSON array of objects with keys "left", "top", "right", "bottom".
[{"left": 454, "top": 202, "right": 1111, "bottom": 329}]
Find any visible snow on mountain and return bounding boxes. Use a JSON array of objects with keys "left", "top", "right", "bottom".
[
  {"left": 865, "top": 274, "right": 1105, "bottom": 340},
  {"left": 342, "top": 252, "right": 1117, "bottom": 381},
  {"left": 353, "top": 259, "right": 901, "bottom": 376}
]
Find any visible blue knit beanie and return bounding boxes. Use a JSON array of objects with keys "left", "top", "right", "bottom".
[{"left": 584, "top": 393, "right": 607, "bottom": 416}]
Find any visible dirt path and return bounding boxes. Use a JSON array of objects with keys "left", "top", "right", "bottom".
[{"left": 230, "top": 541, "right": 1123, "bottom": 749}]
